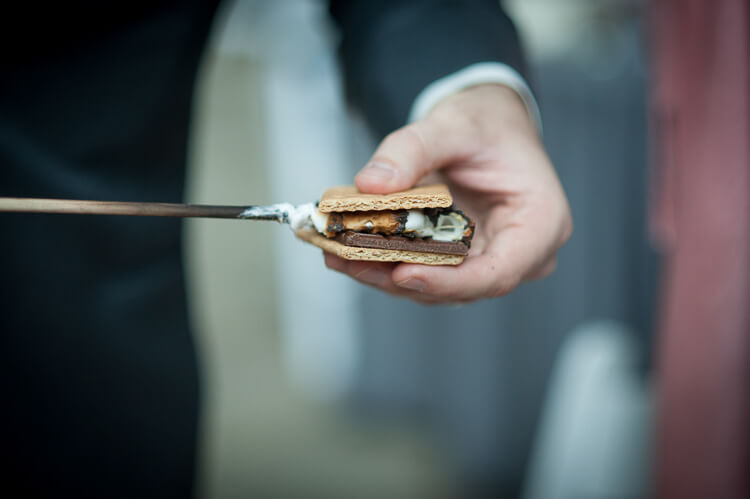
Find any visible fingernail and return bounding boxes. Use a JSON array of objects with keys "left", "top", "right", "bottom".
[
  {"left": 396, "top": 277, "right": 426, "bottom": 292},
  {"left": 355, "top": 267, "right": 386, "bottom": 286},
  {"left": 357, "top": 162, "right": 396, "bottom": 182}
]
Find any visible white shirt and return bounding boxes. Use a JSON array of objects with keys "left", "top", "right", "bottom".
[{"left": 409, "top": 62, "right": 543, "bottom": 135}]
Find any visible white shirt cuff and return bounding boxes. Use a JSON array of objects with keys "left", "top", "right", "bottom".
[{"left": 408, "top": 62, "right": 543, "bottom": 135}]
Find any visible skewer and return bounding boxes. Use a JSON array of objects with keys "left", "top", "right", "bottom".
[{"left": 0, "top": 197, "right": 290, "bottom": 222}]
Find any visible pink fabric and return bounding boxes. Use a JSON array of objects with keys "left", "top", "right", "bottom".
[{"left": 651, "top": 1, "right": 750, "bottom": 497}]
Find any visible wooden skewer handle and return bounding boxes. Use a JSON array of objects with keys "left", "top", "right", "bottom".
[{"left": 0, "top": 197, "right": 252, "bottom": 219}]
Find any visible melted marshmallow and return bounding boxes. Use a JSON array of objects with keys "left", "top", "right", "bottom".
[{"left": 272, "top": 204, "right": 467, "bottom": 242}]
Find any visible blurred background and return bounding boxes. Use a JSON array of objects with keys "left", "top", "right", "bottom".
[{"left": 184, "top": 0, "right": 656, "bottom": 497}]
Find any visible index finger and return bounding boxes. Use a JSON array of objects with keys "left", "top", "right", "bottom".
[{"left": 391, "top": 225, "right": 550, "bottom": 302}]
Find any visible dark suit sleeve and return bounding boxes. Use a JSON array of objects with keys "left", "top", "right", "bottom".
[{"left": 328, "top": 0, "right": 527, "bottom": 137}]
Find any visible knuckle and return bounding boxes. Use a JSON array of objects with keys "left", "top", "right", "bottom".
[
  {"left": 401, "top": 125, "right": 432, "bottom": 170},
  {"left": 374, "top": 123, "right": 435, "bottom": 181},
  {"left": 381, "top": 129, "right": 403, "bottom": 147},
  {"left": 560, "top": 215, "right": 574, "bottom": 245},
  {"left": 490, "top": 274, "right": 521, "bottom": 298},
  {"left": 542, "top": 258, "right": 558, "bottom": 277},
  {"left": 529, "top": 258, "right": 557, "bottom": 280}
]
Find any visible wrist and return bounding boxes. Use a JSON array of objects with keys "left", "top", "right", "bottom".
[
  {"left": 428, "top": 84, "right": 539, "bottom": 142},
  {"left": 408, "top": 62, "right": 543, "bottom": 134}
]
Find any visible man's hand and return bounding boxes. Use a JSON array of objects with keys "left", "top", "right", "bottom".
[{"left": 324, "top": 84, "right": 572, "bottom": 304}]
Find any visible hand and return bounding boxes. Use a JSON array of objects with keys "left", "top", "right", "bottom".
[{"left": 324, "top": 84, "right": 572, "bottom": 304}]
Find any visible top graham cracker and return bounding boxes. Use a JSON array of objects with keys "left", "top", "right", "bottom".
[{"left": 318, "top": 184, "right": 453, "bottom": 213}]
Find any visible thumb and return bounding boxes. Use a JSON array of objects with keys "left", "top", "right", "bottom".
[{"left": 355, "top": 120, "right": 459, "bottom": 194}]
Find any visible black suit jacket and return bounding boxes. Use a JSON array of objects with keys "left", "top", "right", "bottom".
[
  {"left": 0, "top": 1, "right": 525, "bottom": 497},
  {"left": 330, "top": 0, "right": 526, "bottom": 136}
]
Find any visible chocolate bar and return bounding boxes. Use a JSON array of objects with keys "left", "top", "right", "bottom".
[{"left": 334, "top": 231, "right": 469, "bottom": 256}]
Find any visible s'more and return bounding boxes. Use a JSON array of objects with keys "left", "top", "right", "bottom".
[{"left": 295, "top": 184, "right": 475, "bottom": 265}]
